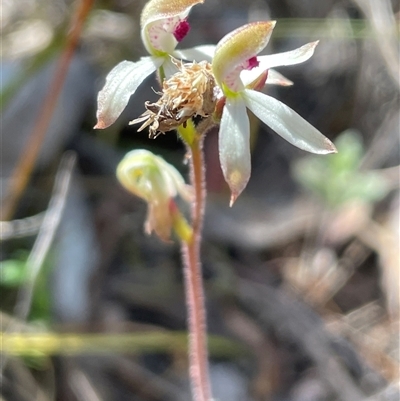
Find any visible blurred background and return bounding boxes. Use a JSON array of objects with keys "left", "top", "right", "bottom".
[{"left": 1, "top": 0, "right": 399, "bottom": 400}]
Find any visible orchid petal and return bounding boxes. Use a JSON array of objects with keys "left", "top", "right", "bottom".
[
  {"left": 241, "top": 68, "right": 293, "bottom": 88},
  {"left": 266, "top": 69, "right": 293, "bottom": 86},
  {"left": 219, "top": 96, "right": 251, "bottom": 205},
  {"left": 141, "top": 0, "right": 203, "bottom": 54},
  {"left": 173, "top": 44, "right": 216, "bottom": 62},
  {"left": 213, "top": 21, "right": 276, "bottom": 92},
  {"left": 258, "top": 41, "right": 319, "bottom": 70},
  {"left": 95, "top": 57, "right": 163, "bottom": 129},
  {"left": 237, "top": 42, "right": 318, "bottom": 89},
  {"left": 243, "top": 89, "right": 337, "bottom": 154}
]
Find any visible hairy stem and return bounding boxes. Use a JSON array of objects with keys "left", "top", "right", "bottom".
[{"left": 182, "top": 135, "right": 212, "bottom": 401}]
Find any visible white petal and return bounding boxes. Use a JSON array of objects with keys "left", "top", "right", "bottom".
[
  {"left": 258, "top": 41, "right": 319, "bottom": 70},
  {"left": 266, "top": 69, "right": 293, "bottom": 86},
  {"left": 235, "top": 42, "right": 317, "bottom": 90},
  {"left": 219, "top": 96, "right": 251, "bottom": 205},
  {"left": 243, "top": 89, "right": 336, "bottom": 154},
  {"left": 173, "top": 44, "right": 216, "bottom": 62},
  {"left": 238, "top": 42, "right": 318, "bottom": 89},
  {"left": 95, "top": 56, "right": 163, "bottom": 129}
]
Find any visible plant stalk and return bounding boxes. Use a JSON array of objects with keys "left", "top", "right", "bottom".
[{"left": 182, "top": 135, "right": 212, "bottom": 401}]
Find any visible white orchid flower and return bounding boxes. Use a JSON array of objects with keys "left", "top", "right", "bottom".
[
  {"left": 95, "top": 0, "right": 210, "bottom": 129},
  {"left": 212, "top": 21, "right": 337, "bottom": 205}
]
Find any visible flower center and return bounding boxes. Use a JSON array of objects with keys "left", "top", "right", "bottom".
[
  {"left": 173, "top": 19, "right": 190, "bottom": 42},
  {"left": 223, "top": 56, "right": 260, "bottom": 92}
]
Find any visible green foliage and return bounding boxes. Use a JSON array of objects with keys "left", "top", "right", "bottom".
[
  {"left": 293, "top": 130, "right": 390, "bottom": 207},
  {"left": 29, "top": 264, "right": 52, "bottom": 324},
  {"left": 0, "top": 250, "right": 52, "bottom": 323},
  {"left": 0, "top": 251, "right": 30, "bottom": 287}
]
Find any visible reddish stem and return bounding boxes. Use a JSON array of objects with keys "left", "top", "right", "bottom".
[{"left": 182, "top": 136, "right": 212, "bottom": 401}]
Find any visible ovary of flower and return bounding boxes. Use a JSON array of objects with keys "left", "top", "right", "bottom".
[
  {"left": 117, "top": 149, "right": 192, "bottom": 240},
  {"left": 95, "top": 0, "right": 208, "bottom": 130},
  {"left": 212, "top": 21, "right": 337, "bottom": 206}
]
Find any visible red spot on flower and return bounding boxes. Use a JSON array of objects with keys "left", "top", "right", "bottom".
[
  {"left": 245, "top": 56, "right": 259, "bottom": 70},
  {"left": 173, "top": 19, "right": 190, "bottom": 42}
]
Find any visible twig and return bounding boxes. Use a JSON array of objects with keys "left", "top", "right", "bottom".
[
  {"left": 1, "top": 0, "right": 95, "bottom": 220},
  {"left": 1, "top": 152, "right": 76, "bottom": 372},
  {"left": 0, "top": 213, "right": 44, "bottom": 241}
]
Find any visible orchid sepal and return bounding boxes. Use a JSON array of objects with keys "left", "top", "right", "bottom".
[
  {"left": 265, "top": 69, "right": 293, "bottom": 86},
  {"left": 243, "top": 89, "right": 337, "bottom": 154},
  {"left": 258, "top": 41, "right": 319, "bottom": 71},
  {"left": 95, "top": 57, "right": 163, "bottom": 129},
  {"left": 219, "top": 96, "right": 251, "bottom": 206}
]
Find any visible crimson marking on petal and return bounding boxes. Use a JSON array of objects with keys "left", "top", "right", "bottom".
[
  {"left": 173, "top": 19, "right": 190, "bottom": 42},
  {"left": 245, "top": 56, "right": 259, "bottom": 70}
]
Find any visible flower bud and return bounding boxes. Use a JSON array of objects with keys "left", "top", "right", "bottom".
[{"left": 117, "top": 149, "right": 192, "bottom": 241}]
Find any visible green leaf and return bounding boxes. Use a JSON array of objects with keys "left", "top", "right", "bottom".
[
  {"left": 293, "top": 130, "right": 390, "bottom": 207},
  {"left": 0, "top": 259, "right": 29, "bottom": 287}
]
